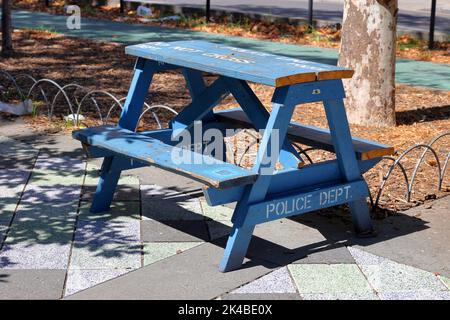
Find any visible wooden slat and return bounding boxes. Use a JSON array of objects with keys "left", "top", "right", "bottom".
[
  {"left": 73, "top": 125, "right": 257, "bottom": 189},
  {"left": 214, "top": 108, "right": 394, "bottom": 160},
  {"left": 125, "top": 41, "right": 353, "bottom": 87}
]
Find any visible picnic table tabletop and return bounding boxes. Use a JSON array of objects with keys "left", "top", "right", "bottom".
[{"left": 125, "top": 40, "right": 353, "bottom": 87}]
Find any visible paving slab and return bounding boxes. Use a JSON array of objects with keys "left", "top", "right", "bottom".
[
  {"left": 0, "top": 169, "right": 30, "bottom": 197},
  {"left": 221, "top": 293, "right": 302, "bottom": 300},
  {"left": 34, "top": 154, "right": 86, "bottom": 171},
  {"left": 78, "top": 201, "right": 140, "bottom": 221},
  {"left": 0, "top": 154, "right": 36, "bottom": 170},
  {"left": 206, "top": 220, "right": 233, "bottom": 241},
  {"left": 64, "top": 268, "right": 132, "bottom": 296},
  {"left": 301, "top": 292, "right": 379, "bottom": 300},
  {"left": 0, "top": 184, "right": 25, "bottom": 199},
  {"left": 134, "top": 166, "right": 203, "bottom": 192},
  {"left": 440, "top": 276, "right": 450, "bottom": 290},
  {"left": 75, "top": 218, "right": 140, "bottom": 244},
  {"left": 5, "top": 201, "right": 78, "bottom": 245},
  {"left": 231, "top": 267, "right": 297, "bottom": 294},
  {"left": 21, "top": 184, "right": 82, "bottom": 202},
  {"left": 378, "top": 291, "right": 450, "bottom": 300},
  {"left": 143, "top": 242, "right": 202, "bottom": 266},
  {"left": 27, "top": 133, "right": 84, "bottom": 158},
  {"left": 292, "top": 245, "right": 355, "bottom": 264},
  {"left": 246, "top": 217, "right": 335, "bottom": 266},
  {"left": 82, "top": 184, "right": 140, "bottom": 201},
  {"left": 0, "top": 269, "right": 66, "bottom": 299},
  {"left": 0, "top": 198, "right": 18, "bottom": 224},
  {"left": 288, "top": 264, "right": 374, "bottom": 295},
  {"left": 69, "top": 242, "right": 142, "bottom": 270},
  {"left": 28, "top": 169, "right": 84, "bottom": 186},
  {"left": 349, "top": 196, "right": 450, "bottom": 278},
  {"left": 141, "top": 220, "right": 209, "bottom": 242},
  {"left": 348, "top": 247, "right": 448, "bottom": 294},
  {"left": 66, "top": 242, "right": 277, "bottom": 300},
  {"left": 0, "top": 242, "right": 72, "bottom": 269},
  {"left": 141, "top": 197, "right": 204, "bottom": 221},
  {"left": 0, "top": 134, "right": 39, "bottom": 158},
  {"left": 200, "top": 198, "right": 234, "bottom": 221},
  {"left": 84, "top": 169, "right": 139, "bottom": 186}
]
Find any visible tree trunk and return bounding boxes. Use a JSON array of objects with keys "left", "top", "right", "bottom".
[
  {"left": 338, "top": 0, "right": 398, "bottom": 127},
  {"left": 1, "top": 0, "right": 13, "bottom": 57}
]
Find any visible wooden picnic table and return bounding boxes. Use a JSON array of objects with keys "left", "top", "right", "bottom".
[{"left": 73, "top": 40, "right": 393, "bottom": 272}]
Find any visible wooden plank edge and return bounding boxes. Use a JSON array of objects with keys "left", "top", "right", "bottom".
[
  {"left": 275, "top": 73, "right": 317, "bottom": 87},
  {"left": 360, "top": 147, "right": 395, "bottom": 160},
  {"left": 317, "top": 69, "right": 354, "bottom": 81}
]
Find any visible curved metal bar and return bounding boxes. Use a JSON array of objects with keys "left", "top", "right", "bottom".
[
  {"left": 441, "top": 152, "right": 450, "bottom": 186},
  {"left": 27, "top": 79, "right": 75, "bottom": 117},
  {"left": 373, "top": 156, "right": 410, "bottom": 209},
  {"left": 404, "top": 144, "right": 442, "bottom": 199},
  {"left": 78, "top": 90, "right": 123, "bottom": 126},
  {"left": 0, "top": 70, "right": 25, "bottom": 100},
  {"left": 50, "top": 83, "right": 87, "bottom": 120},
  {"left": 136, "top": 104, "right": 178, "bottom": 132},
  {"left": 411, "top": 132, "right": 450, "bottom": 191},
  {"left": 237, "top": 138, "right": 258, "bottom": 167},
  {"left": 292, "top": 143, "right": 314, "bottom": 164}
]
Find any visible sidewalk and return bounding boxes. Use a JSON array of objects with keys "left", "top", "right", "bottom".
[
  {"left": 6, "top": 9, "right": 450, "bottom": 91},
  {"left": 0, "top": 118, "right": 449, "bottom": 299}
]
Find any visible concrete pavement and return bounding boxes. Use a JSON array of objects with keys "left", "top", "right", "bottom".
[{"left": 0, "top": 117, "right": 449, "bottom": 300}]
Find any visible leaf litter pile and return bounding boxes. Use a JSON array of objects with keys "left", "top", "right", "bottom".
[{"left": 1, "top": 30, "right": 449, "bottom": 220}]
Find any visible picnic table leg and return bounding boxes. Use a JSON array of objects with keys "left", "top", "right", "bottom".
[
  {"left": 90, "top": 58, "right": 156, "bottom": 213},
  {"left": 224, "top": 78, "right": 303, "bottom": 168},
  {"left": 220, "top": 88, "right": 296, "bottom": 271},
  {"left": 182, "top": 69, "right": 226, "bottom": 161},
  {"left": 323, "top": 95, "right": 374, "bottom": 234}
]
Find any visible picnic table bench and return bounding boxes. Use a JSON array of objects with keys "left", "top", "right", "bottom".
[{"left": 73, "top": 40, "right": 394, "bottom": 272}]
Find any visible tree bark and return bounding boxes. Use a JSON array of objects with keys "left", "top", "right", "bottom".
[
  {"left": 1, "top": 0, "right": 13, "bottom": 57},
  {"left": 338, "top": 0, "right": 398, "bottom": 127}
]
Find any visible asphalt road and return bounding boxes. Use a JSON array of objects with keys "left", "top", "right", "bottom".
[{"left": 128, "top": 0, "right": 450, "bottom": 35}]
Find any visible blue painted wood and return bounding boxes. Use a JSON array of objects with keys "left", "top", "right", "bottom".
[
  {"left": 73, "top": 41, "right": 385, "bottom": 272},
  {"left": 220, "top": 88, "right": 297, "bottom": 272},
  {"left": 283, "top": 79, "right": 346, "bottom": 104},
  {"left": 119, "top": 58, "right": 158, "bottom": 131},
  {"left": 125, "top": 41, "right": 353, "bottom": 87},
  {"left": 244, "top": 180, "right": 368, "bottom": 226},
  {"left": 213, "top": 108, "right": 394, "bottom": 160},
  {"left": 170, "top": 76, "right": 229, "bottom": 136},
  {"left": 323, "top": 96, "right": 373, "bottom": 233},
  {"left": 90, "top": 57, "right": 159, "bottom": 213},
  {"left": 73, "top": 125, "right": 257, "bottom": 189},
  {"left": 181, "top": 68, "right": 215, "bottom": 122},
  {"left": 90, "top": 156, "right": 122, "bottom": 213},
  {"left": 223, "top": 77, "right": 302, "bottom": 168},
  {"left": 203, "top": 158, "right": 380, "bottom": 206}
]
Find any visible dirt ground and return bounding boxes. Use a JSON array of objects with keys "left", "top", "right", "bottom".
[
  {"left": 11, "top": 0, "right": 450, "bottom": 64},
  {"left": 1, "top": 30, "right": 449, "bottom": 216}
]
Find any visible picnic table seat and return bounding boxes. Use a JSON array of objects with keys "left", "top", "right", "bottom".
[
  {"left": 214, "top": 108, "right": 394, "bottom": 161},
  {"left": 73, "top": 125, "right": 257, "bottom": 189}
]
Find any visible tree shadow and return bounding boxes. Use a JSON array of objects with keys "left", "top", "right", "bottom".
[{"left": 396, "top": 105, "right": 450, "bottom": 125}]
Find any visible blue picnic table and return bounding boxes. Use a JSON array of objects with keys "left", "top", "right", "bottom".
[{"left": 73, "top": 40, "right": 394, "bottom": 272}]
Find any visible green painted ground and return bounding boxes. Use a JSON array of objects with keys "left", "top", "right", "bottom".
[{"left": 7, "top": 10, "right": 450, "bottom": 90}]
